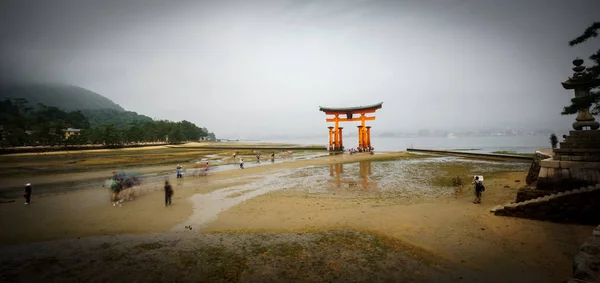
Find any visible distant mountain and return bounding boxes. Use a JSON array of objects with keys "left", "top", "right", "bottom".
[
  {"left": 1, "top": 82, "right": 215, "bottom": 139},
  {"left": 0, "top": 83, "right": 146, "bottom": 128},
  {"left": 0, "top": 83, "right": 125, "bottom": 112}
]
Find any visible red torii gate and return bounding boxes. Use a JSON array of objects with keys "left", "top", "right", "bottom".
[{"left": 318, "top": 102, "right": 383, "bottom": 152}]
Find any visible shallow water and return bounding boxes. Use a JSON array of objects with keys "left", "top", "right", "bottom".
[
  {"left": 0, "top": 152, "right": 330, "bottom": 198},
  {"left": 285, "top": 156, "right": 529, "bottom": 198},
  {"left": 177, "top": 156, "right": 529, "bottom": 229}
]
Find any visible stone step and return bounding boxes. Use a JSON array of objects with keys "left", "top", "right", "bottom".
[
  {"left": 491, "top": 184, "right": 600, "bottom": 213},
  {"left": 558, "top": 155, "right": 600, "bottom": 162},
  {"left": 560, "top": 141, "right": 600, "bottom": 148},
  {"left": 569, "top": 130, "right": 600, "bottom": 137},
  {"left": 564, "top": 133, "right": 600, "bottom": 141}
]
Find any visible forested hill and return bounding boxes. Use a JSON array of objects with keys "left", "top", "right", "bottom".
[
  {"left": 81, "top": 109, "right": 153, "bottom": 129},
  {"left": 0, "top": 83, "right": 125, "bottom": 112},
  {"left": 0, "top": 83, "right": 217, "bottom": 146}
]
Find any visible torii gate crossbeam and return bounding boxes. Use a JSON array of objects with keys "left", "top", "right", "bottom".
[{"left": 318, "top": 102, "right": 383, "bottom": 152}]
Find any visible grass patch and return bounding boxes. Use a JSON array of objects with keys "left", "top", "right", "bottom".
[
  {"left": 419, "top": 159, "right": 528, "bottom": 188},
  {"left": 99, "top": 242, "right": 112, "bottom": 249},
  {"left": 135, "top": 242, "right": 163, "bottom": 251},
  {"left": 177, "top": 246, "right": 249, "bottom": 282}
]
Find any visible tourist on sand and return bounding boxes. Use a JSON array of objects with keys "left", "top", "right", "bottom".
[
  {"left": 233, "top": 152, "right": 237, "bottom": 159},
  {"left": 271, "top": 152, "right": 275, "bottom": 162},
  {"left": 256, "top": 153, "right": 260, "bottom": 163},
  {"left": 164, "top": 181, "right": 173, "bottom": 207},
  {"left": 472, "top": 176, "right": 485, "bottom": 204},
  {"left": 240, "top": 158, "right": 244, "bottom": 169},
  {"left": 24, "top": 183, "right": 32, "bottom": 205},
  {"left": 205, "top": 162, "right": 209, "bottom": 172},
  {"left": 176, "top": 165, "right": 183, "bottom": 179}
]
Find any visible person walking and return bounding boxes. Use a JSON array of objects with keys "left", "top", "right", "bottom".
[
  {"left": 164, "top": 181, "right": 173, "bottom": 207},
  {"left": 240, "top": 158, "right": 244, "bottom": 169},
  {"left": 176, "top": 165, "right": 183, "bottom": 179},
  {"left": 550, "top": 134, "right": 558, "bottom": 149},
  {"left": 24, "top": 183, "right": 32, "bottom": 205},
  {"left": 472, "top": 176, "right": 485, "bottom": 204}
]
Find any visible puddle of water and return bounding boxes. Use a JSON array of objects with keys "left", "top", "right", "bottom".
[{"left": 173, "top": 170, "right": 295, "bottom": 230}]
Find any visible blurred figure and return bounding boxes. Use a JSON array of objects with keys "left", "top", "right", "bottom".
[
  {"left": 24, "top": 183, "right": 32, "bottom": 205},
  {"left": 550, "top": 134, "right": 558, "bottom": 149},
  {"left": 240, "top": 158, "right": 244, "bottom": 169},
  {"left": 110, "top": 179, "right": 122, "bottom": 207},
  {"left": 164, "top": 181, "right": 173, "bottom": 207}
]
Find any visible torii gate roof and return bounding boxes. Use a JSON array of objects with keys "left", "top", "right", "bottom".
[{"left": 318, "top": 102, "right": 383, "bottom": 114}]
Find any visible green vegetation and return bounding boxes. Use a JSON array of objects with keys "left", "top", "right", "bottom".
[
  {"left": 0, "top": 98, "right": 215, "bottom": 147},
  {"left": 562, "top": 21, "right": 599, "bottom": 115},
  {"left": 81, "top": 109, "right": 153, "bottom": 129},
  {"left": 0, "top": 98, "right": 89, "bottom": 146},
  {"left": 491, "top": 151, "right": 535, "bottom": 157}
]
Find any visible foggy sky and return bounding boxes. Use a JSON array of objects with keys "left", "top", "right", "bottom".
[{"left": 1, "top": 0, "right": 599, "bottom": 139}]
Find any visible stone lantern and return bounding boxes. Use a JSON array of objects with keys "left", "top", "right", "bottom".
[{"left": 561, "top": 58, "right": 600, "bottom": 130}]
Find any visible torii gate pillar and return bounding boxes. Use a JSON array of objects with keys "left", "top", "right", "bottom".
[
  {"left": 357, "top": 126, "right": 364, "bottom": 148},
  {"left": 338, "top": 127, "right": 344, "bottom": 150},
  {"left": 366, "top": 126, "right": 372, "bottom": 149},
  {"left": 327, "top": 126, "right": 334, "bottom": 151}
]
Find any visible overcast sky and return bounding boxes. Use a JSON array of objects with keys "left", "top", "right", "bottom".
[{"left": 1, "top": 0, "right": 599, "bottom": 139}]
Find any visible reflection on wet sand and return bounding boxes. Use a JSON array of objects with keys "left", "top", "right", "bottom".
[{"left": 329, "top": 160, "right": 377, "bottom": 191}]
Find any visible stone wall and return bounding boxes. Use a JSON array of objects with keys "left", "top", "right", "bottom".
[
  {"left": 536, "top": 130, "right": 600, "bottom": 191},
  {"left": 564, "top": 225, "right": 600, "bottom": 283},
  {"left": 537, "top": 159, "right": 600, "bottom": 191},
  {"left": 493, "top": 184, "right": 600, "bottom": 225},
  {"left": 526, "top": 150, "right": 553, "bottom": 185}
]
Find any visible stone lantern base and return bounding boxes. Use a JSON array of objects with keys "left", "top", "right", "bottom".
[{"left": 536, "top": 130, "right": 600, "bottom": 191}]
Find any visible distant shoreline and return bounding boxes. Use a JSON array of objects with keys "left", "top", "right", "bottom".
[{"left": 0, "top": 141, "right": 327, "bottom": 156}]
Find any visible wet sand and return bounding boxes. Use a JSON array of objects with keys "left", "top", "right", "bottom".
[
  {"left": 203, "top": 171, "right": 591, "bottom": 281},
  {"left": 0, "top": 152, "right": 415, "bottom": 245},
  {"left": 0, "top": 151, "right": 593, "bottom": 282}
]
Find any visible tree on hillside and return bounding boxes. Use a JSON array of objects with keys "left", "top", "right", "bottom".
[
  {"left": 562, "top": 21, "right": 600, "bottom": 116},
  {"left": 0, "top": 98, "right": 216, "bottom": 146}
]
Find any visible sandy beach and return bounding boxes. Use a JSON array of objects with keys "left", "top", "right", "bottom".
[{"left": 0, "top": 147, "right": 594, "bottom": 282}]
